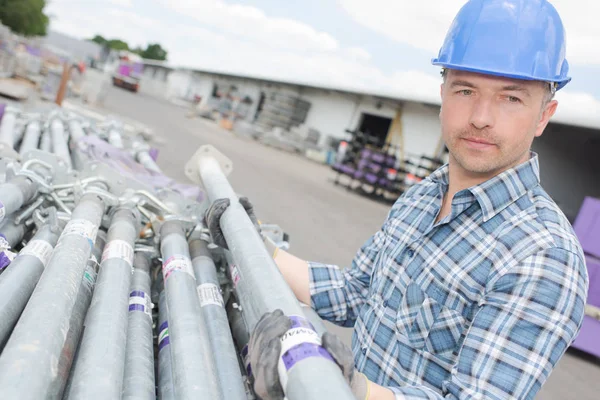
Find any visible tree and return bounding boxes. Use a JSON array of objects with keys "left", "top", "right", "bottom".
[
  {"left": 0, "top": 0, "right": 49, "bottom": 36},
  {"left": 90, "top": 35, "right": 107, "bottom": 46},
  {"left": 140, "top": 43, "right": 167, "bottom": 61}
]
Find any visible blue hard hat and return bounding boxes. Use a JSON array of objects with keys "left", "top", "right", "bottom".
[{"left": 432, "top": 0, "right": 571, "bottom": 90}]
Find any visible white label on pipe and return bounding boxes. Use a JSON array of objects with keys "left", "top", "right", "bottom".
[
  {"left": 129, "top": 290, "right": 153, "bottom": 320},
  {"left": 0, "top": 201, "right": 5, "bottom": 224},
  {"left": 19, "top": 240, "right": 54, "bottom": 267},
  {"left": 61, "top": 219, "right": 98, "bottom": 248},
  {"left": 101, "top": 239, "right": 134, "bottom": 267},
  {"left": 229, "top": 263, "right": 240, "bottom": 288},
  {"left": 197, "top": 283, "right": 224, "bottom": 308},
  {"left": 162, "top": 255, "right": 194, "bottom": 280}
]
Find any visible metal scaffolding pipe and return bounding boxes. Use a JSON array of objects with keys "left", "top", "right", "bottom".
[
  {"left": 157, "top": 288, "right": 175, "bottom": 400},
  {"left": 0, "top": 107, "right": 17, "bottom": 148},
  {"left": 108, "top": 128, "right": 124, "bottom": 149},
  {"left": 136, "top": 150, "right": 161, "bottom": 173},
  {"left": 122, "top": 252, "right": 156, "bottom": 400},
  {"left": 188, "top": 236, "right": 247, "bottom": 400},
  {"left": 66, "top": 207, "right": 140, "bottom": 400},
  {"left": 19, "top": 120, "right": 42, "bottom": 155},
  {"left": 0, "top": 223, "right": 62, "bottom": 348},
  {"left": 159, "top": 220, "right": 221, "bottom": 400},
  {"left": 61, "top": 231, "right": 107, "bottom": 398},
  {"left": 67, "top": 119, "right": 86, "bottom": 142},
  {"left": 0, "top": 193, "right": 105, "bottom": 400},
  {"left": 50, "top": 118, "right": 72, "bottom": 169},
  {"left": 40, "top": 127, "right": 51, "bottom": 152},
  {"left": 0, "top": 216, "right": 29, "bottom": 253},
  {"left": 0, "top": 176, "right": 38, "bottom": 224},
  {"left": 194, "top": 148, "right": 354, "bottom": 400}
]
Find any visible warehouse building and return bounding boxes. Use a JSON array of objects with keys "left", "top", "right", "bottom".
[{"left": 140, "top": 61, "right": 600, "bottom": 222}]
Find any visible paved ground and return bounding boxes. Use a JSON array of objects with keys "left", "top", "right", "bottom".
[{"left": 99, "top": 86, "right": 600, "bottom": 399}]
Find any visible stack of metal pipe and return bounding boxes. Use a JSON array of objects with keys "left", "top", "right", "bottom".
[{"left": 0, "top": 106, "right": 352, "bottom": 399}]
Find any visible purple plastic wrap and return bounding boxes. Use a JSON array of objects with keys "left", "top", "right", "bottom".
[{"left": 75, "top": 136, "right": 204, "bottom": 202}]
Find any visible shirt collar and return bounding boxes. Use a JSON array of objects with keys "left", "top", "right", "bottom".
[{"left": 429, "top": 152, "right": 541, "bottom": 222}]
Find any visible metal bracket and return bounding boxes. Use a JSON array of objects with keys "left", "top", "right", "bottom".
[{"left": 184, "top": 145, "right": 233, "bottom": 185}]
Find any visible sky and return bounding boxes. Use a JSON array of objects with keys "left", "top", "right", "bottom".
[{"left": 46, "top": 0, "right": 600, "bottom": 126}]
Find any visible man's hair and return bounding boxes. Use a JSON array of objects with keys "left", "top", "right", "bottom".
[{"left": 440, "top": 69, "right": 555, "bottom": 105}]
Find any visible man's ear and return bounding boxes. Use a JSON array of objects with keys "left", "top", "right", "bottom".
[{"left": 535, "top": 100, "right": 558, "bottom": 138}]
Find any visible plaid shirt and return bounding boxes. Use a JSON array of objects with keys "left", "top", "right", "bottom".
[{"left": 309, "top": 153, "right": 588, "bottom": 399}]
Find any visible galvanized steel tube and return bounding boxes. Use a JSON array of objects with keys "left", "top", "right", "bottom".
[
  {"left": 61, "top": 230, "right": 107, "bottom": 398},
  {"left": 40, "top": 127, "right": 51, "bottom": 152},
  {"left": 50, "top": 230, "right": 106, "bottom": 399},
  {"left": 0, "top": 176, "right": 38, "bottom": 224},
  {"left": 0, "top": 216, "right": 28, "bottom": 248},
  {"left": 159, "top": 220, "right": 221, "bottom": 400},
  {"left": 136, "top": 150, "right": 161, "bottom": 173},
  {"left": 157, "top": 288, "right": 175, "bottom": 400},
  {"left": 66, "top": 207, "right": 140, "bottom": 400},
  {"left": 122, "top": 252, "right": 156, "bottom": 400},
  {"left": 196, "top": 154, "right": 355, "bottom": 400},
  {"left": 0, "top": 223, "right": 62, "bottom": 348},
  {"left": 19, "top": 120, "right": 42, "bottom": 155},
  {"left": 0, "top": 193, "right": 105, "bottom": 400},
  {"left": 0, "top": 108, "right": 17, "bottom": 148},
  {"left": 188, "top": 236, "right": 246, "bottom": 400},
  {"left": 50, "top": 118, "right": 72, "bottom": 169}
]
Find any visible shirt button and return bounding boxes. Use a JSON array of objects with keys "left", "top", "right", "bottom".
[
  {"left": 406, "top": 248, "right": 415, "bottom": 258},
  {"left": 383, "top": 300, "right": 388, "bottom": 307},
  {"left": 361, "top": 347, "right": 367, "bottom": 355}
]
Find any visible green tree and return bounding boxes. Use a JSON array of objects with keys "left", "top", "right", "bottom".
[
  {"left": 0, "top": 0, "right": 49, "bottom": 36},
  {"left": 140, "top": 43, "right": 167, "bottom": 61},
  {"left": 90, "top": 34, "right": 107, "bottom": 46},
  {"left": 107, "top": 39, "right": 129, "bottom": 51}
]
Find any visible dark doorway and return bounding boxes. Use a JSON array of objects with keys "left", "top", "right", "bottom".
[{"left": 357, "top": 113, "right": 392, "bottom": 148}]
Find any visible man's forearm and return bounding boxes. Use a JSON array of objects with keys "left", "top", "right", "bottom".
[{"left": 272, "top": 249, "right": 311, "bottom": 305}]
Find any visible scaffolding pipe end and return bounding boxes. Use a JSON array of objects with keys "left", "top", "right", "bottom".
[{"left": 184, "top": 145, "right": 233, "bottom": 186}]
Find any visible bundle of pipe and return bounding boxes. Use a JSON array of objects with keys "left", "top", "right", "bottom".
[{"left": 0, "top": 105, "right": 350, "bottom": 400}]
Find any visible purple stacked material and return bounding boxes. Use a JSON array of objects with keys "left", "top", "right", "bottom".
[
  {"left": 338, "top": 164, "right": 356, "bottom": 175},
  {"left": 149, "top": 148, "right": 159, "bottom": 162},
  {"left": 573, "top": 197, "right": 600, "bottom": 258},
  {"left": 351, "top": 170, "right": 365, "bottom": 180},
  {"left": 370, "top": 152, "right": 385, "bottom": 163},
  {"left": 570, "top": 196, "right": 600, "bottom": 358},
  {"left": 0, "top": 103, "right": 5, "bottom": 123}
]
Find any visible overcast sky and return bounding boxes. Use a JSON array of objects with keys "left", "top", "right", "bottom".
[{"left": 47, "top": 0, "right": 600, "bottom": 120}]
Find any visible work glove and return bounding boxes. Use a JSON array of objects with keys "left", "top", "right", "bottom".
[
  {"left": 248, "top": 310, "right": 370, "bottom": 400},
  {"left": 204, "top": 196, "right": 260, "bottom": 249}
]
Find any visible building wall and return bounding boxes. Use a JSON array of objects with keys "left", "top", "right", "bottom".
[
  {"left": 139, "top": 65, "right": 171, "bottom": 98},
  {"left": 402, "top": 102, "right": 443, "bottom": 159},
  {"left": 532, "top": 123, "right": 600, "bottom": 222}
]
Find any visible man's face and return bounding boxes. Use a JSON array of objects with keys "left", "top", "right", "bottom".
[{"left": 440, "top": 70, "right": 558, "bottom": 177}]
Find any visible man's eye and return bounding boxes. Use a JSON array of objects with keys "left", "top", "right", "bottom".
[
  {"left": 458, "top": 89, "right": 473, "bottom": 96},
  {"left": 507, "top": 96, "right": 522, "bottom": 103}
]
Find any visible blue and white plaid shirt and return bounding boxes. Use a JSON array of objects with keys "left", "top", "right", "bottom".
[{"left": 309, "top": 153, "right": 588, "bottom": 399}]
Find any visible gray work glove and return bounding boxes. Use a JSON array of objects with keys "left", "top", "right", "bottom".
[
  {"left": 204, "top": 196, "right": 260, "bottom": 249},
  {"left": 248, "top": 310, "right": 370, "bottom": 400}
]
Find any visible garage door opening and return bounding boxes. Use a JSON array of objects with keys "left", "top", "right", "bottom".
[{"left": 357, "top": 113, "right": 392, "bottom": 148}]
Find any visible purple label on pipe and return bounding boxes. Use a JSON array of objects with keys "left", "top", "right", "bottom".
[
  {"left": 158, "top": 336, "right": 170, "bottom": 351},
  {"left": 0, "top": 252, "right": 11, "bottom": 270},
  {"left": 130, "top": 290, "right": 146, "bottom": 298},
  {"left": 241, "top": 345, "right": 252, "bottom": 377},
  {"left": 281, "top": 343, "right": 334, "bottom": 371},
  {"left": 129, "top": 304, "right": 145, "bottom": 312},
  {"left": 159, "top": 320, "right": 168, "bottom": 332}
]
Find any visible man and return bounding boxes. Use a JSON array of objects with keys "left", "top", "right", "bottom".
[{"left": 206, "top": 0, "right": 589, "bottom": 398}]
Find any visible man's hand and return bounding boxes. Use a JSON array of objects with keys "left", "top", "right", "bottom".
[
  {"left": 248, "top": 310, "right": 370, "bottom": 400},
  {"left": 249, "top": 310, "right": 292, "bottom": 400},
  {"left": 204, "top": 196, "right": 259, "bottom": 249}
]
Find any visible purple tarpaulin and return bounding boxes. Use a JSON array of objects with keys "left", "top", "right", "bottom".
[
  {"left": 570, "top": 196, "right": 600, "bottom": 358},
  {"left": 75, "top": 136, "right": 204, "bottom": 202},
  {"left": 573, "top": 197, "right": 600, "bottom": 259}
]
